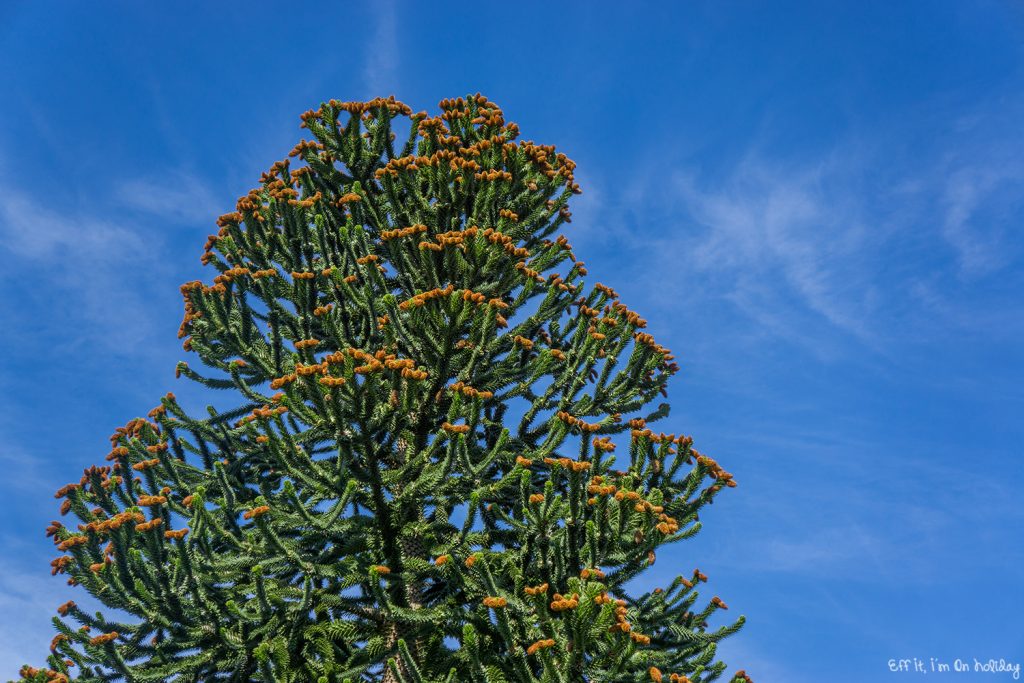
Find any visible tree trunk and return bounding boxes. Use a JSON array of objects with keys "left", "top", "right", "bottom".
[{"left": 382, "top": 414, "right": 426, "bottom": 683}]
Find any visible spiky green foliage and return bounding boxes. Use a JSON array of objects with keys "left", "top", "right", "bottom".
[{"left": 15, "top": 94, "right": 751, "bottom": 683}]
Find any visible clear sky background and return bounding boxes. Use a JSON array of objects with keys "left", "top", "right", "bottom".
[{"left": 1, "top": 2, "right": 1022, "bottom": 681}]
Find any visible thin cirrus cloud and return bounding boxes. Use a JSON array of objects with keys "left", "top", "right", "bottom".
[
  {"left": 941, "top": 163, "right": 1023, "bottom": 279},
  {"left": 112, "top": 170, "right": 222, "bottom": 226},
  {"left": 574, "top": 121, "right": 1023, "bottom": 361},
  {"left": 0, "top": 171, "right": 214, "bottom": 358},
  {"left": 0, "top": 190, "right": 144, "bottom": 261},
  {"left": 570, "top": 150, "right": 886, "bottom": 360},
  {"left": 707, "top": 420, "right": 1024, "bottom": 583},
  {"left": 659, "top": 157, "right": 880, "bottom": 344},
  {"left": 0, "top": 553, "right": 77, "bottom": 673},
  {"left": 0, "top": 188, "right": 159, "bottom": 351}
]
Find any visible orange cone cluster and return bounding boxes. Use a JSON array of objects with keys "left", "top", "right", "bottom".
[
  {"left": 629, "top": 429, "right": 689, "bottom": 447},
  {"left": 514, "top": 260, "right": 543, "bottom": 282},
  {"left": 376, "top": 154, "right": 421, "bottom": 178},
  {"left": 448, "top": 381, "right": 494, "bottom": 400},
  {"left": 88, "top": 632, "right": 118, "bottom": 646},
  {"left": 469, "top": 105, "right": 505, "bottom": 128},
  {"left": 695, "top": 452, "right": 737, "bottom": 489},
  {"left": 549, "top": 592, "right": 579, "bottom": 611},
  {"left": 587, "top": 476, "right": 617, "bottom": 503},
  {"left": 610, "top": 301, "right": 648, "bottom": 328},
  {"left": 50, "top": 556, "right": 72, "bottom": 575},
  {"left": 546, "top": 273, "right": 575, "bottom": 293},
  {"left": 108, "top": 417, "right": 158, "bottom": 448},
  {"left": 555, "top": 411, "right": 603, "bottom": 433},
  {"left": 288, "top": 138, "right": 324, "bottom": 159},
  {"left": 287, "top": 191, "right": 322, "bottom": 209},
  {"left": 135, "top": 518, "right": 162, "bottom": 533},
  {"left": 419, "top": 226, "right": 478, "bottom": 252},
  {"left": 335, "top": 192, "right": 362, "bottom": 205},
  {"left": 49, "top": 634, "right": 67, "bottom": 653},
  {"left": 55, "top": 535, "right": 88, "bottom": 552},
  {"left": 19, "top": 666, "right": 68, "bottom": 682},
  {"left": 212, "top": 267, "right": 250, "bottom": 286},
  {"left": 606, "top": 596, "right": 632, "bottom": 633},
  {"left": 326, "top": 95, "right": 412, "bottom": 118},
  {"left": 633, "top": 331, "right": 673, "bottom": 360},
  {"left": 242, "top": 505, "right": 270, "bottom": 520},
  {"left": 331, "top": 347, "right": 428, "bottom": 381},
  {"left": 270, "top": 373, "right": 297, "bottom": 389},
  {"left": 523, "top": 582, "right": 548, "bottom": 596},
  {"left": 381, "top": 224, "right": 428, "bottom": 241},
  {"left": 235, "top": 405, "right": 288, "bottom": 427},
  {"left": 650, "top": 667, "right": 694, "bottom": 682},
  {"left": 399, "top": 284, "right": 455, "bottom": 310},
  {"left": 482, "top": 227, "right": 529, "bottom": 258},
  {"left": 76, "top": 510, "right": 144, "bottom": 537},
  {"left": 234, "top": 186, "right": 268, "bottom": 222},
  {"left": 251, "top": 268, "right": 277, "bottom": 279},
  {"left": 526, "top": 638, "right": 556, "bottom": 656},
  {"left": 513, "top": 335, "right": 534, "bottom": 349},
  {"left": 53, "top": 483, "right": 80, "bottom": 500},
  {"left": 441, "top": 422, "right": 471, "bottom": 435},
  {"left": 542, "top": 456, "right": 592, "bottom": 473}
]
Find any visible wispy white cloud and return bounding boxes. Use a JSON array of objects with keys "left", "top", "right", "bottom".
[
  {"left": 0, "top": 551, "right": 79, "bottom": 677},
  {"left": 940, "top": 163, "right": 1023, "bottom": 278},
  {"left": 0, "top": 191, "right": 143, "bottom": 260},
  {"left": 0, "top": 186, "right": 172, "bottom": 355},
  {"left": 572, "top": 115, "right": 1024, "bottom": 360},
  {"left": 574, "top": 149, "right": 890, "bottom": 363},
  {"left": 661, "top": 155, "right": 879, "bottom": 342},
  {"left": 0, "top": 440, "right": 58, "bottom": 495},
  {"left": 113, "top": 170, "right": 221, "bottom": 225},
  {"left": 699, "top": 423, "right": 1024, "bottom": 584},
  {"left": 756, "top": 523, "right": 884, "bottom": 574},
  {"left": 0, "top": 540, "right": 126, "bottom": 679},
  {"left": 363, "top": 0, "right": 399, "bottom": 99}
]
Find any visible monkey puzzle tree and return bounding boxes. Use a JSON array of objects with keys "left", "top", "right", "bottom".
[{"left": 15, "top": 94, "right": 752, "bottom": 683}]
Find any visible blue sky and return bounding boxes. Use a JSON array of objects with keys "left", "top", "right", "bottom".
[{"left": 1, "top": 1, "right": 1022, "bottom": 680}]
